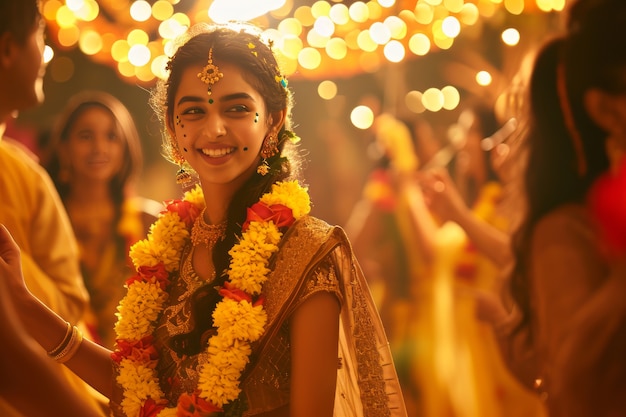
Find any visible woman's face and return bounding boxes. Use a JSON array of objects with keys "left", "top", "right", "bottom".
[
  {"left": 63, "top": 106, "right": 125, "bottom": 184},
  {"left": 170, "top": 62, "right": 274, "bottom": 190}
]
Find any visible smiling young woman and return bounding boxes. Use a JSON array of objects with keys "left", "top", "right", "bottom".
[{"left": 0, "top": 22, "right": 407, "bottom": 417}]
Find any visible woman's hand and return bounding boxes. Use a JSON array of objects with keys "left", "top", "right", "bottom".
[{"left": 418, "top": 168, "right": 468, "bottom": 223}]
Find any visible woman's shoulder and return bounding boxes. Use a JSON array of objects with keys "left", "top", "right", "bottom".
[
  {"left": 289, "top": 215, "right": 350, "bottom": 245},
  {"left": 534, "top": 204, "right": 593, "bottom": 240},
  {"left": 532, "top": 203, "right": 602, "bottom": 262}
]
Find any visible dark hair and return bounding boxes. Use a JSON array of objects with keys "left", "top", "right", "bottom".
[
  {"left": 510, "top": 0, "right": 626, "bottom": 339},
  {"left": 154, "top": 23, "right": 303, "bottom": 357},
  {"left": 0, "top": 0, "right": 40, "bottom": 43}
]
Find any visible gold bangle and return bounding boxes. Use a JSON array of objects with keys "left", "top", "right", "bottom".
[
  {"left": 53, "top": 326, "right": 83, "bottom": 364},
  {"left": 47, "top": 321, "right": 73, "bottom": 357}
]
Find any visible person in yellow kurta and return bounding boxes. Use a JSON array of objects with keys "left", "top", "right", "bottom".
[{"left": 0, "top": 1, "right": 106, "bottom": 415}]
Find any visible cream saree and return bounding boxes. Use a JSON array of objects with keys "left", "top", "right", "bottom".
[
  {"left": 242, "top": 216, "right": 407, "bottom": 416},
  {"left": 111, "top": 215, "right": 407, "bottom": 416}
]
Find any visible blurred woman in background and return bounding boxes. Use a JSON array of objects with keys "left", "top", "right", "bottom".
[{"left": 44, "top": 91, "right": 161, "bottom": 348}]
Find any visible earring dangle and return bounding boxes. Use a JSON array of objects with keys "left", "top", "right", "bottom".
[
  {"left": 170, "top": 140, "right": 192, "bottom": 185},
  {"left": 257, "top": 133, "right": 279, "bottom": 176}
]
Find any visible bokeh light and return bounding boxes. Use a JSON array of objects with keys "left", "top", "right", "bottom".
[{"left": 351, "top": 105, "right": 375, "bottom": 129}]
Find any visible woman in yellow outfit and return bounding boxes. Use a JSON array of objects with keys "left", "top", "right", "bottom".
[{"left": 413, "top": 105, "right": 546, "bottom": 417}]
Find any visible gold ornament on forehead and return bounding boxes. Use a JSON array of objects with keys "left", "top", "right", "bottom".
[{"left": 197, "top": 48, "right": 223, "bottom": 96}]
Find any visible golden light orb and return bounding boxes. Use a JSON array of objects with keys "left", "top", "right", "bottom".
[
  {"left": 441, "top": 85, "right": 460, "bottom": 110},
  {"left": 43, "top": 0, "right": 62, "bottom": 21},
  {"left": 43, "top": 45, "right": 55, "bottom": 64},
  {"left": 350, "top": 105, "right": 375, "bottom": 129},
  {"left": 57, "top": 26, "right": 79, "bottom": 47},
  {"left": 278, "top": 17, "right": 303, "bottom": 36},
  {"left": 152, "top": 0, "right": 174, "bottom": 21},
  {"left": 294, "top": 6, "right": 315, "bottom": 26},
  {"left": 405, "top": 91, "right": 425, "bottom": 113},
  {"left": 384, "top": 16, "right": 407, "bottom": 39},
  {"left": 130, "top": 0, "right": 152, "bottom": 22},
  {"left": 326, "top": 37, "right": 348, "bottom": 60},
  {"left": 504, "top": 0, "right": 524, "bottom": 15},
  {"left": 329, "top": 3, "right": 350, "bottom": 25},
  {"left": 111, "top": 39, "right": 130, "bottom": 63},
  {"left": 78, "top": 30, "right": 103, "bottom": 55},
  {"left": 458, "top": 3, "right": 480, "bottom": 25},
  {"left": 298, "top": 47, "right": 322, "bottom": 69},
  {"left": 349, "top": 2, "right": 369, "bottom": 23},
  {"left": 318, "top": 80, "right": 338, "bottom": 100},
  {"left": 311, "top": 1, "right": 331, "bottom": 18},
  {"left": 369, "top": 21, "right": 391, "bottom": 44},
  {"left": 476, "top": 70, "right": 492, "bottom": 86},
  {"left": 422, "top": 88, "right": 444, "bottom": 112},
  {"left": 414, "top": 3, "right": 434, "bottom": 25},
  {"left": 501, "top": 28, "right": 520, "bottom": 46},
  {"left": 128, "top": 44, "right": 151, "bottom": 67},
  {"left": 383, "top": 40, "right": 405, "bottom": 63},
  {"left": 127, "top": 29, "right": 149, "bottom": 46},
  {"left": 152, "top": 55, "right": 170, "bottom": 80},
  {"left": 357, "top": 30, "right": 378, "bottom": 52},
  {"left": 55, "top": 5, "right": 77, "bottom": 28},
  {"left": 441, "top": 16, "right": 461, "bottom": 38},
  {"left": 443, "top": 0, "right": 464, "bottom": 13},
  {"left": 409, "top": 33, "right": 431, "bottom": 56},
  {"left": 314, "top": 16, "right": 335, "bottom": 37}
]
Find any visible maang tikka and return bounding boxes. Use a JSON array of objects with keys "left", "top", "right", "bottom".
[{"left": 197, "top": 48, "right": 223, "bottom": 97}]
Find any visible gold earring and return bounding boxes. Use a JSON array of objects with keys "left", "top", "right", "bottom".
[
  {"left": 261, "top": 133, "right": 279, "bottom": 159},
  {"left": 169, "top": 138, "right": 192, "bottom": 185},
  {"left": 257, "top": 133, "right": 279, "bottom": 176}
]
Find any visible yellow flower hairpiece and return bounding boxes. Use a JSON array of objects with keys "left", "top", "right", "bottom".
[
  {"left": 248, "top": 42, "right": 258, "bottom": 57},
  {"left": 197, "top": 48, "right": 223, "bottom": 96}
]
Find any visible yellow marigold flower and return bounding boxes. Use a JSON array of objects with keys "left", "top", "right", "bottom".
[
  {"left": 261, "top": 180, "right": 311, "bottom": 219},
  {"left": 118, "top": 358, "right": 164, "bottom": 416},
  {"left": 183, "top": 184, "right": 205, "bottom": 207},
  {"left": 199, "top": 340, "right": 252, "bottom": 406},
  {"left": 150, "top": 211, "right": 189, "bottom": 250},
  {"left": 147, "top": 235, "right": 184, "bottom": 272},
  {"left": 228, "top": 263, "right": 269, "bottom": 294},
  {"left": 213, "top": 299, "right": 268, "bottom": 343},
  {"left": 114, "top": 282, "right": 166, "bottom": 340},
  {"left": 129, "top": 239, "right": 160, "bottom": 269}
]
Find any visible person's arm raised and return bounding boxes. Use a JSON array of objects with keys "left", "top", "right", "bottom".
[{"left": 0, "top": 224, "right": 115, "bottom": 399}]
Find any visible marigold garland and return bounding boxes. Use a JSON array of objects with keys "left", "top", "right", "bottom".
[{"left": 112, "top": 180, "right": 311, "bottom": 416}]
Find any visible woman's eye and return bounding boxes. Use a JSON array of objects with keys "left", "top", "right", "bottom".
[
  {"left": 181, "top": 107, "right": 204, "bottom": 115},
  {"left": 227, "top": 105, "right": 249, "bottom": 113}
]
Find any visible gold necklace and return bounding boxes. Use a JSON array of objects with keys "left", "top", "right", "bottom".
[{"left": 190, "top": 209, "right": 227, "bottom": 249}]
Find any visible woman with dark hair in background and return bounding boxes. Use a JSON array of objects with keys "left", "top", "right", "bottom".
[
  {"left": 507, "top": 0, "right": 626, "bottom": 415},
  {"left": 43, "top": 91, "right": 161, "bottom": 348}
]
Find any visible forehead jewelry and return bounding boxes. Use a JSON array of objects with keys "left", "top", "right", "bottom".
[{"left": 197, "top": 48, "right": 223, "bottom": 97}]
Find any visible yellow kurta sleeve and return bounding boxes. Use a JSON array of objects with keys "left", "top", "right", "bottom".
[{"left": 0, "top": 138, "right": 88, "bottom": 323}]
